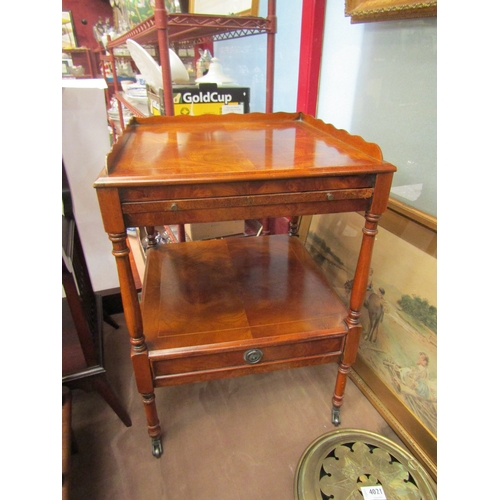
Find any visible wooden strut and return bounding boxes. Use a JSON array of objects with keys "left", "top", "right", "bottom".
[
  {"left": 109, "top": 232, "right": 144, "bottom": 342},
  {"left": 142, "top": 392, "right": 161, "bottom": 440},
  {"left": 154, "top": 1, "right": 174, "bottom": 117},
  {"left": 108, "top": 35, "right": 125, "bottom": 131},
  {"left": 109, "top": 231, "right": 162, "bottom": 442},
  {"left": 332, "top": 211, "right": 380, "bottom": 411}
]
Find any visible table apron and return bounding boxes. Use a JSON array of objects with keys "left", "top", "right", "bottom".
[
  {"left": 118, "top": 175, "right": 376, "bottom": 202},
  {"left": 121, "top": 194, "right": 372, "bottom": 226}
]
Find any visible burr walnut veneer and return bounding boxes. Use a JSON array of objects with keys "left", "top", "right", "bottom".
[{"left": 94, "top": 112, "right": 396, "bottom": 458}]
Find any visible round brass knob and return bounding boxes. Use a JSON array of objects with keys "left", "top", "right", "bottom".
[{"left": 244, "top": 348, "right": 263, "bottom": 364}]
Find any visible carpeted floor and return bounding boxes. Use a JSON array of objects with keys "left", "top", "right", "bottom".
[{"left": 65, "top": 311, "right": 417, "bottom": 500}]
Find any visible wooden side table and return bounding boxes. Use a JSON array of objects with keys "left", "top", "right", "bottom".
[{"left": 94, "top": 112, "right": 396, "bottom": 458}]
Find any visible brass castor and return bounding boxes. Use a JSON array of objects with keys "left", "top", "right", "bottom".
[
  {"left": 331, "top": 407, "right": 341, "bottom": 426},
  {"left": 152, "top": 437, "right": 163, "bottom": 458}
]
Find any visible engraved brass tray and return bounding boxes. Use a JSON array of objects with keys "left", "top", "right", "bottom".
[{"left": 295, "top": 429, "right": 436, "bottom": 500}]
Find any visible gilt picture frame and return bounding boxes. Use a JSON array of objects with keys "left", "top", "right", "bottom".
[
  {"left": 62, "top": 10, "right": 78, "bottom": 49},
  {"left": 304, "top": 199, "right": 437, "bottom": 481},
  {"left": 345, "top": 0, "right": 437, "bottom": 24},
  {"left": 189, "top": 0, "right": 259, "bottom": 16}
]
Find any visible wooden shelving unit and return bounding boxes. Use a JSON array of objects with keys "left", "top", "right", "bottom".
[{"left": 63, "top": 48, "right": 99, "bottom": 79}]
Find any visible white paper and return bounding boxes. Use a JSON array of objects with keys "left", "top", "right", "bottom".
[
  {"left": 221, "top": 103, "right": 244, "bottom": 114},
  {"left": 360, "top": 485, "right": 387, "bottom": 500},
  {"left": 62, "top": 78, "right": 108, "bottom": 89}
]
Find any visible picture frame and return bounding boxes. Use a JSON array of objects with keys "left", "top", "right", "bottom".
[
  {"left": 345, "top": 0, "right": 437, "bottom": 24},
  {"left": 62, "top": 10, "right": 78, "bottom": 49},
  {"left": 304, "top": 199, "right": 437, "bottom": 481},
  {"left": 189, "top": 0, "right": 259, "bottom": 16},
  {"left": 123, "top": 0, "right": 184, "bottom": 28}
]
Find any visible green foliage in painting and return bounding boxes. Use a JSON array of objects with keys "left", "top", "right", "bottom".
[
  {"left": 308, "top": 233, "right": 344, "bottom": 267},
  {"left": 124, "top": 0, "right": 180, "bottom": 27},
  {"left": 397, "top": 294, "right": 437, "bottom": 334}
]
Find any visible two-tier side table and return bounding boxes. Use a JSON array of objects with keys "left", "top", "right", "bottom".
[{"left": 94, "top": 112, "right": 396, "bottom": 458}]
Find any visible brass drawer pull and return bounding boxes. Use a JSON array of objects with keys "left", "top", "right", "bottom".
[
  {"left": 326, "top": 193, "right": 334, "bottom": 201},
  {"left": 244, "top": 348, "right": 263, "bottom": 364},
  {"left": 171, "top": 203, "right": 179, "bottom": 211}
]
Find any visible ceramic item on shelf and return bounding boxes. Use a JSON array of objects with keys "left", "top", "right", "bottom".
[
  {"left": 135, "top": 74, "right": 147, "bottom": 85},
  {"left": 125, "top": 83, "right": 147, "bottom": 96},
  {"left": 126, "top": 85, "right": 148, "bottom": 104},
  {"left": 120, "top": 80, "right": 135, "bottom": 92},
  {"left": 69, "top": 65, "right": 85, "bottom": 77},
  {"left": 126, "top": 94, "right": 149, "bottom": 105},
  {"left": 195, "top": 58, "right": 234, "bottom": 86},
  {"left": 126, "top": 39, "right": 189, "bottom": 91},
  {"left": 117, "top": 60, "right": 134, "bottom": 77},
  {"left": 166, "top": 49, "right": 190, "bottom": 84},
  {"left": 123, "top": 81, "right": 148, "bottom": 105},
  {"left": 196, "top": 48, "right": 213, "bottom": 78},
  {"left": 107, "top": 97, "right": 133, "bottom": 122}
]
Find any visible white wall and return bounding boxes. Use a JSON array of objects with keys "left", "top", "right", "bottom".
[
  {"left": 214, "top": 0, "right": 302, "bottom": 113},
  {"left": 317, "top": 1, "right": 437, "bottom": 217},
  {"left": 62, "top": 80, "right": 120, "bottom": 292}
]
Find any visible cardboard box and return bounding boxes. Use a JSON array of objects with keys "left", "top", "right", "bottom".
[
  {"left": 185, "top": 220, "right": 245, "bottom": 241},
  {"left": 148, "top": 83, "right": 250, "bottom": 116}
]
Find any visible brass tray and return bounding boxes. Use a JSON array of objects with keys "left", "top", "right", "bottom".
[{"left": 295, "top": 429, "right": 436, "bottom": 499}]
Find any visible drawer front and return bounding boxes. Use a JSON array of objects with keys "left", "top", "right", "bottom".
[
  {"left": 151, "top": 335, "right": 345, "bottom": 380},
  {"left": 121, "top": 188, "right": 373, "bottom": 226},
  {"left": 119, "top": 175, "right": 376, "bottom": 202},
  {"left": 122, "top": 188, "right": 373, "bottom": 214}
]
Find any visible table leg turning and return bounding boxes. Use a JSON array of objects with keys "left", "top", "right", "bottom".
[{"left": 331, "top": 211, "right": 381, "bottom": 425}]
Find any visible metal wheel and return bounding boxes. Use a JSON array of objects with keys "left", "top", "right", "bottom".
[
  {"left": 152, "top": 437, "right": 163, "bottom": 458},
  {"left": 331, "top": 407, "right": 341, "bottom": 426}
]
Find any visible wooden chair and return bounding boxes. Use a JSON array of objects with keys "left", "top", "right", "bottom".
[
  {"left": 62, "top": 161, "right": 131, "bottom": 428},
  {"left": 62, "top": 386, "right": 71, "bottom": 500}
]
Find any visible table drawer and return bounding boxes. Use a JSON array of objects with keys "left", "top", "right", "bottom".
[
  {"left": 151, "top": 335, "right": 345, "bottom": 381},
  {"left": 123, "top": 188, "right": 373, "bottom": 215},
  {"left": 119, "top": 175, "right": 376, "bottom": 202}
]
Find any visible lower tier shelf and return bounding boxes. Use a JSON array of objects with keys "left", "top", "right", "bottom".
[{"left": 140, "top": 235, "right": 350, "bottom": 386}]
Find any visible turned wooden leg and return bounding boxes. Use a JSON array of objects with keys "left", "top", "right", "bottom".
[
  {"left": 261, "top": 218, "right": 271, "bottom": 235},
  {"left": 331, "top": 325, "right": 362, "bottom": 425},
  {"left": 131, "top": 344, "right": 163, "bottom": 458},
  {"left": 288, "top": 216, "right": 300, "bottom": 237},
  {"left": 177, "top": 224, "right": 186, "bottom": 243},
  {"left": 108, "top": 231, "right": 161, "bottom": 456},
  {"left": 331, "top": 362, "right": 350, "bottom": 425},
  {"left": 142, "top": 392, "right": 163, "bottom": 458},
  {"left": 332, "top": 212, "right": 380, "bottom": 425}
]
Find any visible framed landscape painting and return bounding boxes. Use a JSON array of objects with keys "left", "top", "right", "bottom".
[
  {"left": 304, "top": 202, "right": 437, "bottom": 480},
  {"left": 189, "top": 0, "right": 259, "bottom": 15},
  {"left": 62, "top": 11, "right": 77, "bottom": 49},
  {"left": 345, "top": 0, "right": 437, "bottom": 23}
]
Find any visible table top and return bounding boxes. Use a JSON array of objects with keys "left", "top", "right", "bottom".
[{"left": 95, "top": 112, "right": 396, "bottom": 188}]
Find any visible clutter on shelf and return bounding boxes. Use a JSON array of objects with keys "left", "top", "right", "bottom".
[
  {"left": 195, "top": 57, "right": 234, "bottom": 86},
  {"left": 107, "top": 96, "right": 134, "bottom": 123}
]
